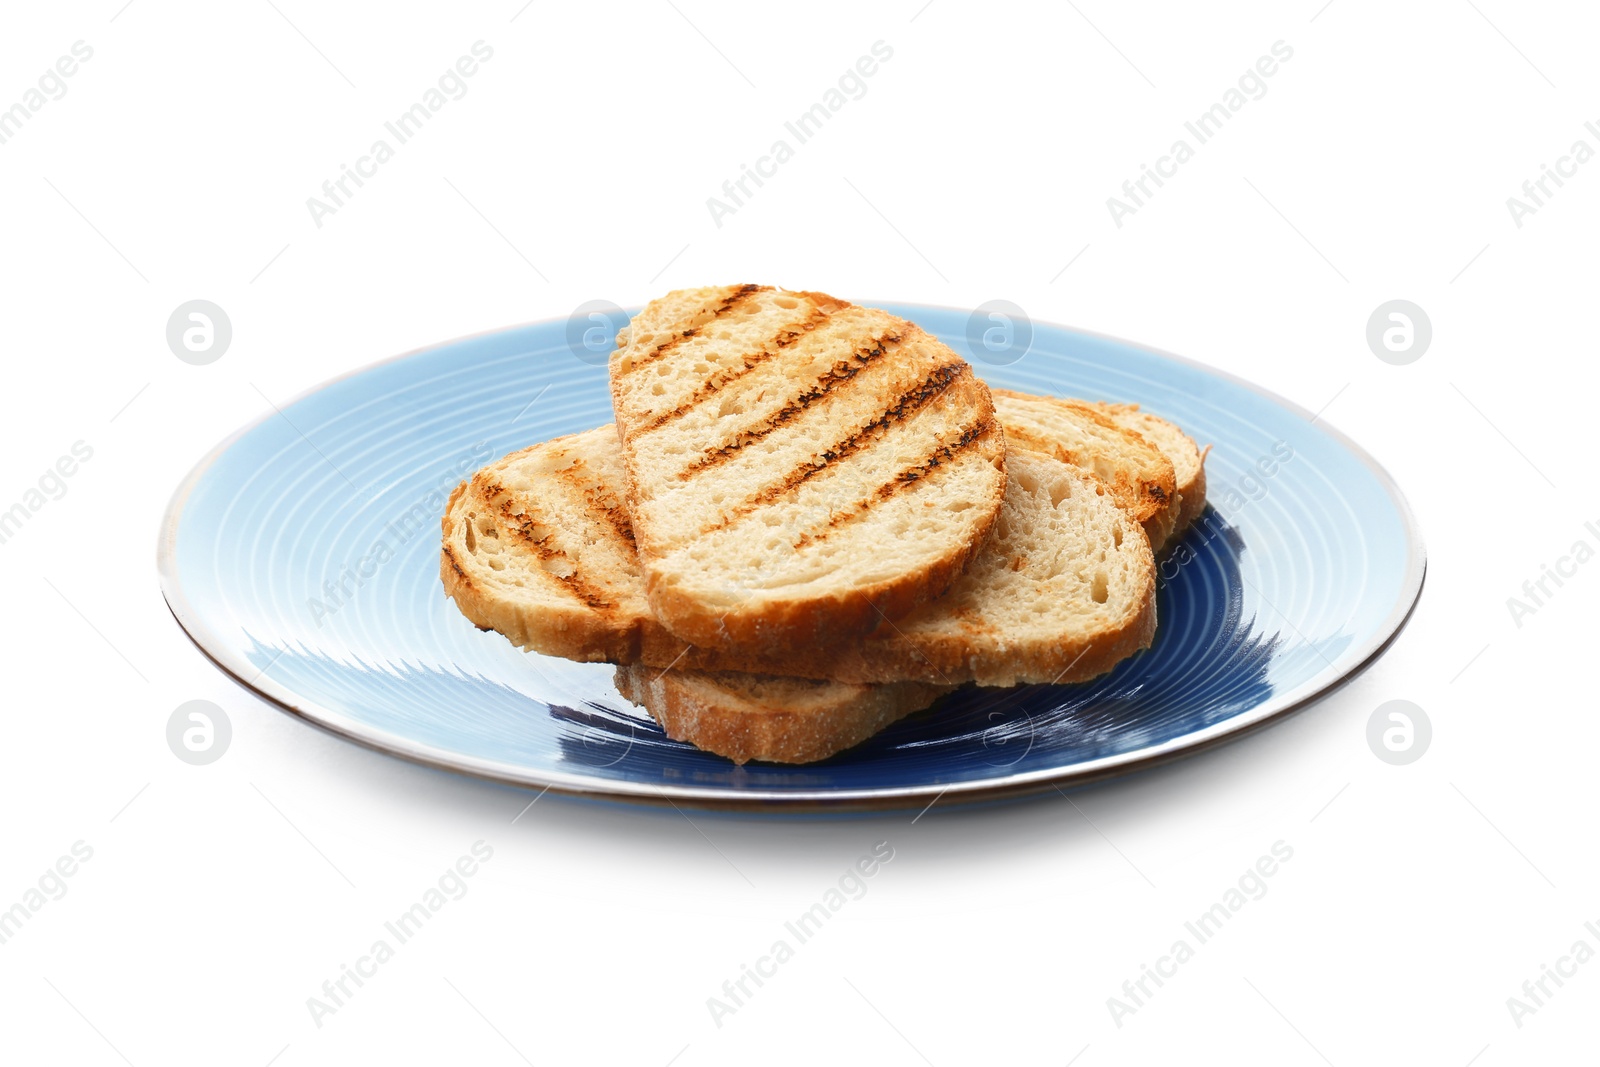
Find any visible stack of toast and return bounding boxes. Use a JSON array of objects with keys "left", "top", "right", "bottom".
[{"left": 441, "top": 286, "right": 1207, "bottom": 764}]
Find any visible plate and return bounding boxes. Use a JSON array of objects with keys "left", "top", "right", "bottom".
[{"left": 159, "top": 304, "right": 1424, "bottom": 810}]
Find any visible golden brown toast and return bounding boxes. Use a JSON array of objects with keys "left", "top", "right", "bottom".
[{"left": 607, "top": 285, "right": 1007, "bottom": 654}]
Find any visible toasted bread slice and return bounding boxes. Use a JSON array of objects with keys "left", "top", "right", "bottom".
[
  {"left": 440, "top": 431, "right": 662, "bottom": 666},
  {"left": 717, "top": 448, "right": 1156, "bottom": 686},
  {"left": 607, "top": 285, "right": 1006, "bottom": 654},
  {"left": 621, "top": 412, "right": 1205, "bottom": 763},
  {"left": 442, "top": 430, "right": 1155, "bottom": 687},
  {"left": 613, "top": 665, "right": 952, "bottom": 765},
  {"left": 1093, "top": 403, "right": 1208, "bottom": 537},
  {"left": 991, "top": 390, "right": 1178, "bottom": 551}
]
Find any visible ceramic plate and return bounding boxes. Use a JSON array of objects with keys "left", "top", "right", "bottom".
[{"left": 159, "top": 304, "right": 1424, "bottom": 810}]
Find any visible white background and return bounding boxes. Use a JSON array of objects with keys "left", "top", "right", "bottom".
[{"left": 1, "top": 1, "right": 1596, "bottom": 1063}]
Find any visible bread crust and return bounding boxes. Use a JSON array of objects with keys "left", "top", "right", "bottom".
[
  {"left": 613, "top": 665, "right": 951, "bottom": 764},
  {"left": 1090, "top": 402, "right": 1209, "bottom": 542},
  {"left": 1177, "top": 446, "right": 1210, "bottom": 533}
]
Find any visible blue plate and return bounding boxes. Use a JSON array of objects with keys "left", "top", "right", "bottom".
[{"left": 158, "top": 305, "right": 1424, "bottom": 810}]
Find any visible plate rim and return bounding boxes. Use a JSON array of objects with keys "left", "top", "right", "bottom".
[{"left": 156, "top": 306, "right": 1427, "bottom": 811}]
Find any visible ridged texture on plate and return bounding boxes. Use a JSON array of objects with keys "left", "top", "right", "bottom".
[
  {"left": 614, "top": 665, "right": 952, "bottom": 765},
  {"left": 608, "top": 285, "right": 1006, "bottom": 653},
  {"left": 443, "top": 430, "right": 1156, "bottom": 687}
]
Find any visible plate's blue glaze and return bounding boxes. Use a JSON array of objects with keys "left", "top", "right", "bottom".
[{"left": 159, "top": 306, "right": 1424, "bottom": 809}]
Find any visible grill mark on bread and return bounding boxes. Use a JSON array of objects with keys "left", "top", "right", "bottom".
[
  {"left": 544, "top": 461, "right": 600, "bottom": 505},
  {"left": 441, "top": 544, "right": 473, "bottom": 591},
  {"left": 696, "top": 360, "right": 970, "bottom": 536},
  {"left": 543, "top": 465, "right": 636, "bottom": 551},
  {"left": 619, "top": 284, "right": 767, "bottom": 375},
  {"left": 677, "top": 329, "right": 910, "bottom": 479},
  {"left": 592, "top": 494, "right": 636, "bottom": 546},
  {"left": 631, "top": 307, "right": 834, "bottom": 436},
  {"left": 483, "top": 461, "right": 635, "bottom": 561},
  {"left": 482, "top": 483, "right": 616, "bottom": 611},
  {"left": 792, "top": 416, "right": 998, "bottom": 550},
  {"left": 883, "top": 415, "right": 996, "bottom": 490}
]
